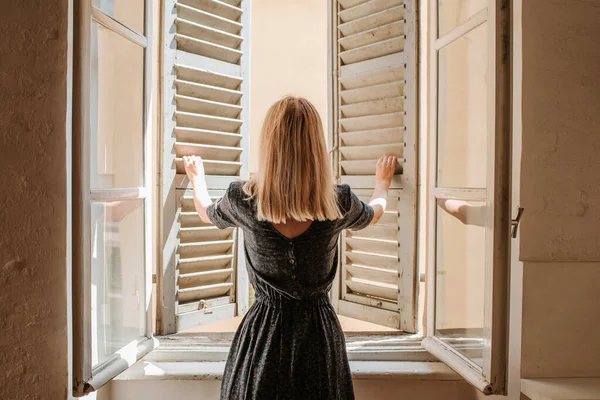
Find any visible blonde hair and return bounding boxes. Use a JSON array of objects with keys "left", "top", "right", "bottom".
[{"left": 242, "top": 96, "right": 342, "bottom": 223}]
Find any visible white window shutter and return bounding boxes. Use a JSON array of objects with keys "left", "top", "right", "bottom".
[
  {"left": 159, "top": 0, "right": 251, "bottom": 334},
  {"left": 330, "top": 0, "right": 418, "bottom": 332}
]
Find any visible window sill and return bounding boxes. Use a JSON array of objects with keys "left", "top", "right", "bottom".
[
  {"left": 114, "top": 359, "right": 460, "bottom": 382},
  {"left": 113, "top": 337, "right": 462, "bottom": 382}
]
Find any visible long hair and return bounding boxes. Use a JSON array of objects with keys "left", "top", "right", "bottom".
[{"left": 242, "top": 96, "right": 342, "bottom": 223}]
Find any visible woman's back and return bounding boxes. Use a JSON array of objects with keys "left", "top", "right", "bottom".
[{"left": 204, "top": 180, "right": 374, "bottom": 400}]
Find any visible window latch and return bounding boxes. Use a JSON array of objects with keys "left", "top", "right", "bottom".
[{"left": 511, "top": 207, "right": 524, "bottom": 238}]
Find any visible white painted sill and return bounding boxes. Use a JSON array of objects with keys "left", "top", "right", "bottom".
[
  {"left": 115, "top": 359, "right": 460, "bottom": 382},
  {"left": 114, "top": 335, "right": 462, "bottom": 383}
]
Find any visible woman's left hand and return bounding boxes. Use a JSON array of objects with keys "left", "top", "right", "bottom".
[{"left": 183, "top": 155, "right": 206, "bottom": 183}]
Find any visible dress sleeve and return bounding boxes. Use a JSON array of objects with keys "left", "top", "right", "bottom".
[
  {"left": 336, "top": 184, "right": 375, "bottom": 231},
  {"left": 205, "top": 182, "right": 239, "bottom": 229}
]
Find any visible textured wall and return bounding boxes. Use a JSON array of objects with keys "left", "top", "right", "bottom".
[
  {"left": 0, "top": 0, "right": 69, "bottom": 399},
  {"left": 520, "top": 0, "right": 600, "bottom": 378},
  {"left": 520, "top": 0, "right": 600, "bottom": 261}
]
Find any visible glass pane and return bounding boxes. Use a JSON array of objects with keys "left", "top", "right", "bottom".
[
  {"left": 438, "top": 0, "right": 487, "bottom": 37},
  {"left": 91, "top": 200, "right": 146, "bottom": 367},
  {"left": 91, "top": 22, "right": 144, "bottom": 189},
  {"left": 435, "top": 201, "right": 486, "bottom": 367},
  {"left": 437, "top": 22, "right": 488, "bottom": 188},
  {"left": 93, "top": 0, "right": 145, "bottom": 34}
]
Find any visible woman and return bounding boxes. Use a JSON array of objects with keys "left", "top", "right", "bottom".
[{"left": 183, "top": 96, "right": 396, "bottom": 400}]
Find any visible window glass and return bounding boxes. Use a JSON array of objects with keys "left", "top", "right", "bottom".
[
  {"left": 91, "top": 199, "right": 146, "bottom": 367},
  {"left": 438, "top": 0, "right": 487, "bottom": 37},
  {"left": 437, "top": 22, "right": 488, "bottom": 188},
  {"left": 90, "top": 22, "right": 145, "bottom": 189},
  {"left": 435, "top": 202, "right": 486, "bottom": 367},
  {"left": 93, "top": 0, "right": 145, "bottom": 34}
]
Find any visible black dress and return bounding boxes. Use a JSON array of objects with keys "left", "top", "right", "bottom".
[{"left": 206, "top": 181, "right": 374, "bottom": 400}]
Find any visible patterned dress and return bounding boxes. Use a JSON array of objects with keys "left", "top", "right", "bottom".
[{"left": 206, "top": 181, "right": 374, "bottom": 400}]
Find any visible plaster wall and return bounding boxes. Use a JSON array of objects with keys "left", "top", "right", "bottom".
[
  {"left": 0, "top": 0, "right": 70, "bottom": 399},
  {"left": 520, "top": 0, "right": 600, "bottom": 378}
]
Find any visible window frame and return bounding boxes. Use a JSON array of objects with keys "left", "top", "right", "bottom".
[
  {"left": 72, "top": 0, "right": 156, "bottom": 396},
  {"left": 422, "top": 0, "right": 511, "bottom": 395}
]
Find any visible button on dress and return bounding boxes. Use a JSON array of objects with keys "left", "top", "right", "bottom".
[{"left": 206, "top": 181, "right": 375, "bottom": 400}]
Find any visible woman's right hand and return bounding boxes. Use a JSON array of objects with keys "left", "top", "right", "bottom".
[{"left": 375, "top": 155, "right": 396, "bottom": 189}]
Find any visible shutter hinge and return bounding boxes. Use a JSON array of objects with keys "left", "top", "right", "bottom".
[
  {"left": 152, "top": 274, "right": 157, "bottom": 284},
  {"left": 511, "top": 207, "right": 524, "bottom": 238}
]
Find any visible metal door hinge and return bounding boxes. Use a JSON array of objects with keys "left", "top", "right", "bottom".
[
  {"left": 511, "top": 207, "right": 524, "bottom": 238},
  {"left": 152, "top": 274, "right": 157, "bottom": 284}
]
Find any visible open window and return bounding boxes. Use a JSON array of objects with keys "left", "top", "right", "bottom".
[
  {"left": 421, "top": 0, "right": 511, "bottom": 395},
  {"left": 328, "top": 0, "right": 419, "bottom": 332},
  {"left": 72, "top": 0, "right": 156, "bottom": 395},
  {"left": 157, "top": 0, "right": 251, "bottom": 334}
]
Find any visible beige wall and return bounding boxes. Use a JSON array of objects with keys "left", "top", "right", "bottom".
[
  {"left": 0, "top": 1, "right": 69, "bottom": 399},
  {"left": 520, "top": 0, "right": 600, "bottom": 378},
  {"left": 249, "top": 0, "right": 329, "bottom": 174}
]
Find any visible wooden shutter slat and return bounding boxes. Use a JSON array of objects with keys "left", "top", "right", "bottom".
[
  {"left": 176, "top": 3, "right": 242, "bottom": 35},
  {"left": 338, "top": 0, "right": 403, "bottom": 23},
  {"left": 175, "top": 79, "right": 242, "bottom": 104},
  {"left": 179, "top": 226, "right": 235, "bottom": 242},
  {"left": 175, "top": 65, "right": 242, "bottom": 89},
  {"left": 345, "top": 236, "right": 398, "bottom": 256},
  {"left": 339, "top": 143, "right": 403, "bottom": 160},
  {"left": 338, "top": 5, "right": 405, "bottom": 36},
  {"left": 345, "top": 264, "right": 399, "bottom": 285},
  {"left": 340, "top": 80, "right": 404, "bottom": 104},
  {"left": 340, "top": 96, "right": 405, "bottom": 118},
  {"left": 178, "top": 254, "right": 233, "bottom": 274},
  {"left": 339, "top": 21, "right": 404, "bottom": 51},
  {"left": 345, "top": 279, "right": 398, "bottom": 302},
  {"left": 175, "top": 158, "right": 242, "bottom": 175},
  {"left": 176, "top": 18, "right": 243, "bottom": 49},
  {"left": 178, "top": 239, "right": 235, "bottom": 258},
  {"left": 339, "top": 127, "right": 404, "bottom": 147},
  {"left": 174, "top": 94, "right": 242, "bottom": 118},
  {"left": 175, "top": 111, "right": 242, "bottom": 132},
  {"left": 178, "top": 0, "right": 243, "bottom": 22},
  {"left": 340, "top": 65, "right": 404, "bottom": 90},
  {"left": 340, "top": 112, "right": 405, "bottom": 132},
  {"left": 345, "top": 250, "right": 399, "bottom": 269},
  {"left": 177, "top": 282, "right": 234, "bottom": 303},
  {"left": 175, "top": 141, "right": 242, "bottom": 161},
  {"left": 352, "top": 224, "right": 398, "bottom": 240},
  {"left": 174, "top": 127, "right": 241, "bottom": 147},
  {"left": 178, "top": 268, "right": 234, "bottom": 288},
  {"left": 175, "top": 34, "right": 243, "bottom": 64},
  {"left": 340, "top": 37, "right": 405, "bottom": 65}
]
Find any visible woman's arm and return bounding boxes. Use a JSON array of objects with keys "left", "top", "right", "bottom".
[
  {"left": 437, "top": 198, "right": 487, "bottom": 227},
  {"left": 183, "top": 155, "right": 213, "bottom": 224},
  {"left": 368, "top": 155, "right": 397, "bottom": 225}
]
